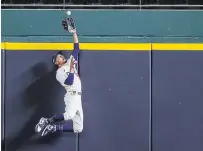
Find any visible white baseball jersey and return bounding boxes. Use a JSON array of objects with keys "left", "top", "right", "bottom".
[{"left": 56, "top": 55, "right": 82, "bottom": 92}]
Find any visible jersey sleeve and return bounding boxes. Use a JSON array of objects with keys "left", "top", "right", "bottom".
[
  {"left": 70, "top": 43, "right": 80, "bottom": 61},
  {"left": 56, "top": 69, "right": 74, "bottom": 86},
  {"left": 64, "top": 73, "right": 74, "bottom": 85}
]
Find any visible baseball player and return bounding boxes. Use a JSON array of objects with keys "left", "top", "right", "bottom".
[{"left": 35, "top": 18, "right": 83, "bottom": 136}]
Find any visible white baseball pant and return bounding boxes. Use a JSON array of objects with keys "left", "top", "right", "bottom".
[{"left": 63, "top": 92, "right": 83, "bottom": 133}]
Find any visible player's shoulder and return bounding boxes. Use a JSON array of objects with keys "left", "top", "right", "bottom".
[
  {"left": 56, "top": 67, "right": 64, "bottom": 76},
  {"left": 56, "top": 68, "right": 65, "bottom": 82}
]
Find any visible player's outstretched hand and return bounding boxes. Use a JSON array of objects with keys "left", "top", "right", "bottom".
[
  {"left": 62, "top": 18, "right": 76, "bottom": 34},
  {"left": 68, "top": 26, "right": 76, "bottom": 34}
]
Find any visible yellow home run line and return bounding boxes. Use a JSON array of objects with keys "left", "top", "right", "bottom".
[
  {"left": 1, "top": 42, "right": 203, "bottom": 51},
  {"left": 1, "top": 43, "right": 151, "bottom": 51},
  {"left": 153, "top": 43, "right": 203, "bottom": 51}
]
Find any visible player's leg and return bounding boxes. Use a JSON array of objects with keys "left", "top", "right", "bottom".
[
  {"left": 41, "top": 113, "right": 76, "bottom": 136},
  {"left": 41, "top": 99, "right": 78, "bottom": 136},
  {"left": 72, "top": 105, "right": 84, "bottom": 133},
  {"left": 41, "top": 121, "right": 74, "bottom": 136},
  {"left": 35, "top": 113, "right": 64, "bottom": 133},
  {"left": 41, "top": 107, "right": 83, "bottom": 136},
  {"left": 35, "top": 95, "right": 75, "bottom": 133},
  {"left": 73, "top": 97, "right": 83, "bottom": 133}
]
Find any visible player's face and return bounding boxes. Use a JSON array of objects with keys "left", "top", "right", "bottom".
[{"left": 55, "top": 54, "right": 66, "bottom": 66}]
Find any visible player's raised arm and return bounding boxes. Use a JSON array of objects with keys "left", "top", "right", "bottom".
[
  {"left": 73, "top": 32, "right": 79, "bottom": 43},
  {"left": 62, "top": 17, "right": 80, "bottom": 61},
  {"left": 63, "top": 32, "right": 79, "bottom": 85},
  {"left": 71, "top": 32, "right": 80, "bottom": 61}
]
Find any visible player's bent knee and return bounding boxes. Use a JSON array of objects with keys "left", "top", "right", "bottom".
[
  {"left": 73, "top": 123, "right": 83, "bottom": 133},
  {"left": 63, "top": 112, "right": 75, "bottom": 120},
  {"left": 74, "top": 127, "right": 83, "bottom": 133}
]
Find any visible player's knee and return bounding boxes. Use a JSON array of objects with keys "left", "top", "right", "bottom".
[
  {"left": 73, "top": 122, "right": 83, "bottom": 133},
  {"left": 74, "top": 127, "right": 83, "bottom": 133},
  {"left": 77, "top": 128, "right": 83, "bottom": 133},
  {"left": 63, "top": 112, "right": 75, "bottom": 120}
]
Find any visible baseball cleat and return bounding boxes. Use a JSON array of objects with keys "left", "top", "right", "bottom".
[
  {"left": 35, "top": 117, "right": 49, "bottom": 133},
  {"left": 41, "top": 124, "right": 56, "bottom": 136}
]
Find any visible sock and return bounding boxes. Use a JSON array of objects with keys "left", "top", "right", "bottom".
[
  {"left": 56, "top": 122, "right": 74, "bottom": 132},
  {"left": 49, "top": 114, "right": 64, "bottom": 123}
]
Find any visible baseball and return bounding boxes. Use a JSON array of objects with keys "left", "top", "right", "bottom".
[{"left": 66, "top": 11, "right": 71, "bottom": 16}]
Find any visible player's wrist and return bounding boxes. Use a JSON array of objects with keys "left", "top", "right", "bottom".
[
  {"left": 70, "top": 68, "right": 74, "bottom": 73},
  {"left": 72, "top": 29, "right": 77, "bottom": 34}
]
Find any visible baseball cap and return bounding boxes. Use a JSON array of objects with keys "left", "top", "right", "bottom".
[{"left": 52, "top": 51, "right": 64, "bottom": 65}]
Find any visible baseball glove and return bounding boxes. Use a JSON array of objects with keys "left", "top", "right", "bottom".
[{"left": 62, "top": 18, "right": 76, "bottom": 33}]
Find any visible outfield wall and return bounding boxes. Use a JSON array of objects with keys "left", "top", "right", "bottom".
[{"left": 1, "top": 10, "right": 203, "bottom": 151}]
